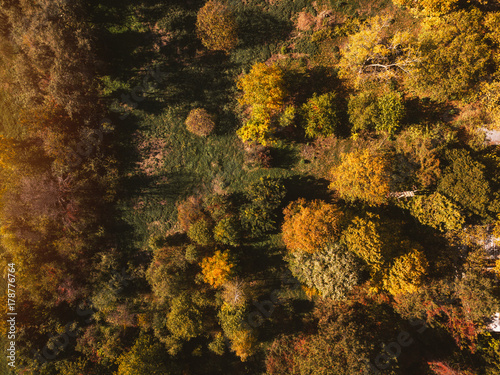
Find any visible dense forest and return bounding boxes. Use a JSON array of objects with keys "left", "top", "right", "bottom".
[{"left": 1, "top": 0, "right": 500, "bottom": 374}]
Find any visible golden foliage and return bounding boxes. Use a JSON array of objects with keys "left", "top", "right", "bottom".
[
  {"left": 329, "top": 149, "right": 391, "bottom": 206},
  {"left": 383, "top": 249, "right": 428, "bottom": 296},
  {"left": 200, "top": 250, "right": 235, "bottom": 288},
  {"left": 196, "top": 0, "right": 237, "bottom": 52},
  {"left": 282, "top": 199, "right": 343, "bottom": 253},
  {"left": 236, "top": 62, "right": 288, "bottom": 145},
  {"left": 339, "top": 16, "right": 418, "bottom": 86},
  {"left": 343, "top": 215, "right": 384, "bottom": 271}
]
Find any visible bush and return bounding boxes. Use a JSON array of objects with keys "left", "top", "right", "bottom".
[
  {"left": 187, "top": 217, "right": 213, "bottom": 246},
  {"left": 302, "top": 92, "right": 340, "bottom": 138},
  {"left": 185, "top": 108, "right": 215, "bottom": 137},
  {"left": 196, "top": 0, "right": 238, "bottom": 52}
]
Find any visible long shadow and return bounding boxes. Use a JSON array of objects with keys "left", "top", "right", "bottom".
[{"left": 235, "top": 8, "right": 293, "bottom": 48}]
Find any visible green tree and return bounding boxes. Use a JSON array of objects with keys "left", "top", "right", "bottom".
[
  {"left": 240, "top": 176, "right": 286, "bottom": 236},
  {"left": 348, "top": 88, "right": 405, "bottom": 136},
  {"left": 437, "top": 149, "right": 490, "bottom": 216},
  {"left": 187, "top": 217, "right": 213, "bottom": 246},
  {"left": 302, "top": 92, "right": 340, "bottom": 138},
  {"left": 213, "top": 216, "right": 241, "bottom": 246},
  {"left": 166, "top": 292, "right": 206, "bottom": 340},
  {"left": 196, "top": 0, "right": 237, "bottom": 52},
  {"left": 115, "top": 333, "right": 180, "bottom": 375}
]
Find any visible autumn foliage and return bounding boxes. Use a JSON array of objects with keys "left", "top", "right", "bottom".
[
  {"left": 282, "top": 199, "right": 343, "bottom": 253},
  {"left": 330, "top": 148, "right": 391, "bottom": 206},
  {"left": 196, "top": 0, "right": 237, "bottom": 52},
  {"left": 200, "top": 250, "right": 235, "bottom": 288}
]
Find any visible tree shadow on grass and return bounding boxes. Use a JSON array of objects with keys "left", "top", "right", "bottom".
[{"left": 235, "top": 8, "right": 293, "bottom": 48}]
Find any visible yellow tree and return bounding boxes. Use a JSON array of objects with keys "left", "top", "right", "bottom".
[
  {"left": 329, "top": 149, "right": 391, "bottom": 206},
  {"left": 343, "top": 215, "right": 384, "bottom": 271},
  {"left": 236, "top": 62, "right": 288, "bottom": 145},
  {"left": 392, "top": 0, "right": 459, "bottom": 15},
  {"left": 200, "top": 250, "right": 235, "bottom": 288},
  {"left": 196, "top": 0, "right": 237, "bottom": 52},
  {"left": 282, "top": 199, "right": 343, "bottom": 253},
  {"left": 383, "top": 249, "right": 428, "bottom": 297},
  {"left": 339, "top": 16, "right": 418, "bottom": 86}
]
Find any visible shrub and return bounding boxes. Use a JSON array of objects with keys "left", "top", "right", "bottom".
[
  {"left": 187, "top": 217, "right": 213, "bottom": 246},
  {"left": 213, "top": 216, "right": 241, "bottom": 246},
  {"left": 185, "top": 108, "right": 215, "bottom": 137},
  {"left": 302, "top": 92, "right": 340, "bottom": 138},
  {"left": 282, "top": 199, "right": 343, "bottom": 253},
  {"left": 196, "top": 0, "right": 237, "bottom": 52}
]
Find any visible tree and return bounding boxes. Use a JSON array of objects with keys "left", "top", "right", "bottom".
[
  {"left": 400, "top": 192, "right": 464, "bottom": 232},
  {"left": 200, "top": 250, "right": 235, "bottom": 288},
  {"left": 115, "top": 333, "right": 180, "bottom": 375},
  {"left": 282, "top": 199, "right": 343, "bottom": 253},
  {"left": 408, "top": 9, "right": 490, "bottom": 101},
  {"left": 287, "top": 243, "right": 360, "bottom": 300},
  {"left": 213, "top": 216, "right": 241, "bottom": 246},
  {"left": 302, "top": 92, "right": 340, "bottom": 138},
  {"left": 187, "top": 217, "right": 213, "bottom": 246},
  {"left": 196, "top": 0, "right": 237, "bottom": 52},
  {"left": 437, "top": 149, "right": 490, "bottom": 216},
  {"left": 343, "top": 215, "right": 384, "bottom": 271},
  {"left": 218, "top": 303, "right": 256, "bottom": 361},
  {"left": 348, "top": 88, "right": 405, "bottom": 136},
  {"left": 339, "top": 16, "right": 418, "bottom": 85},
  {"left": 166, "top": 292, "right": 206, "bottom": 340},
  {"left": 185, "top": 108, "right": 215, "bottom": 136},
  {"left": 383, "top": 249, "right": 428, "bottom": 296},
  {"left": 265, "top": 296, "right": 410, "bottom": 375},
  {"left": 240, "top": 176, "right": 286, "bottom": 236},
  {"left": 236, "top": 63, "right": 288, "bottom": 145},
  {"left": 330, "top": 149, "right": 391, "bottom": 206},
  {"left": 392, "top": 0, "right": 459, "bottom": 15}
]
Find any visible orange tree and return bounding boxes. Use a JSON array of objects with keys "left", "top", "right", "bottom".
[
  {"left": 329, "top": 148, "right": 392, "bottom": 206},
  {"left": 282, "top": 199, "right": 343, "bottom": 253},
  {"left": 200, "top": 250, "right": 235, "bottom": 288},
  {"left": 196, "top": 0, "right": 237, "bottom": 52}
]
